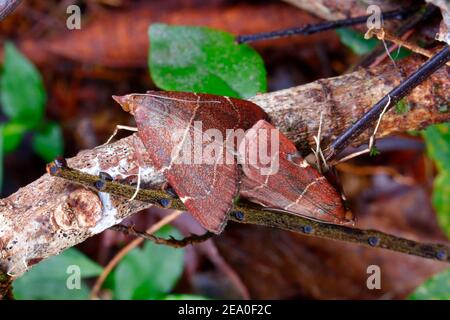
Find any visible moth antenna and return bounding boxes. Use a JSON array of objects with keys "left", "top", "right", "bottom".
[
  {"left": 100, "top": 125, "right": 138, "bottom": 147},
  {"left": 144, "top": 93, "right": 222, "bottom": 104},
  {"left": 129, "top": 166, "right": 142, "bottom": 202},
  {"left": 332, "top": 149, "right": 370, "bottom": 164},
  {"left": 133, "top": 92, "right": 222, "bottom": 104}
]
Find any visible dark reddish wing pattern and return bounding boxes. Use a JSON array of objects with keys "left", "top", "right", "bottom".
[
  {"left": 239, "top": 120, "right": 351, "bottom": 225},
  {"left": 114, "top": 91, "right": 268, "bottom": 233}
]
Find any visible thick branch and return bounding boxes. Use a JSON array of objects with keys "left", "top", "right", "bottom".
[
  {"left": 250, "top": 56, "right": 449, "bottom": 152},
  {"left": 49, "top": 164, "right": 450, "bottom": 262},
  {"left": 326, "top": 46, "right": 450, "bottom": 159},
  {"left": 0, "top": 56, "right": 448, "bottom": 277},
  {"left": 111, "top": 225, "right": 214, "bottom": 248},
  {"left": 282, "top": 0, "right": 414, "bottom": 21}
]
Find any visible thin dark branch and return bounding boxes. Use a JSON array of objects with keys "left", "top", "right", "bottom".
[
  {"left": 112, "top": 224, "right": 214, "bottom": 248},
  {"left": 237, "top": 205, "right": 450, "bottom": 262},
  {"left": 236, "top": 7, "right": 419, "bottom": 44},
  {"left": 48, "top": 162, "right": 450, "bottom": 263},
  {"left": 0, "top": 0, "right": 22, "bottom": 21},
  {"left": 326, "top": 45, "right": 450, "bottom": 160}
]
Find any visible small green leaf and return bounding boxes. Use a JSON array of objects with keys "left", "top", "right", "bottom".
[
  {"left": 408, "top": 268, "right": 450, "bottom": 300},
  {"left": 113, "top": 226, "right": 185, "bottom": 299},
  {"left": 432, "top": 172, "right": 450, "bottom": 237},
  {"left": 0, "top": 42, "right": 46, "bottom": 128},
  {"left": 336, "top": 28, "right": 378, "bottom": 55},
  {"left": 392, "top": 46, "right": 412, "bottom": 60},
  {"left": 2, "top": 121, "right": 27, "bottom": 154},
  {"left": 369, "top": 145, "right": 380, "bottom": 157},
  {"left": 423, "top": 123, "right": 450, "bottom": 173},
  {"left": 394, "top": 98, "right": 411, "bottom": 114},
  {"left": 32, "top": 121, "right": 64, "bottom": 162},
  {"left": 149, "top": 24, "right": 267, "bottom": 98},
  {"left": 13, "top": 248, "right": 103, "bottom": 300},
  {"left": 423, "top": 123, "right": 450, "bottom": 238}
]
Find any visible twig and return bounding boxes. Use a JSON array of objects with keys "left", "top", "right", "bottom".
[
  {"left": 326, "top": 45, "right": 450, "bottom": 160},
  {"left": 332, "top": 96, "right": 391, "bottom": 164},
  {"left": 112, "top": 224, "right": 214, "bottom": 248},
  {"left": 368, "top": 29, "right": 415, "bottom": 69},
  {"left": 366, "top": 28, "right": 450, "bottom": 67},
  {"left": 236, "top": 7, "right": 419, "bottom": 44},
  {"left": 356, "top": 4, "right": 438, "bottom": 69},
  {"left": 0, "top": 0, "right": 21, "bottom": 21},
  {"left": 48, "top": 162, "right": 450, "bottom": 263},
  {"left": 90, "top": 210, "right": 183, "bottom": 299}
]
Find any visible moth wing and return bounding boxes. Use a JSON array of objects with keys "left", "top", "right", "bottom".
[
  {"left": 239, "top": 120, "right": 349, "bottom": 224},
  {"left": 124, "top": 92, "right": 267, "bottom": 233}
]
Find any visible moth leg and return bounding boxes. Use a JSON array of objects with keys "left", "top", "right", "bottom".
[
  {"left": 128, "top": 135, "right": 147, "bottom": 202},
  {"left": 333, "top": 149, "right": 370, "bottom": 164},
  {"left": 129, "top": 166, "right": 141, "bottom": 202},
  {"left": 331, "top": 96, "right": 391, "bottom": 165},
  {"left": 101, "top": 125, "right": 138, "bottom": 146},
  {"left": 311, "top": 112, "right": 329, "bottom": 173}
]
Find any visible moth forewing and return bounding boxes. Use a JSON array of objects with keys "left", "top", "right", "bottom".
[
  {"left": 239, "top": 120, "right": 351, "bottom": 225},
  {"left": 113, "top": 91, "right": 268, "bottom": 233}
]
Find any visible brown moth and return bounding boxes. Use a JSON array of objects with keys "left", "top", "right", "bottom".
[
  {"left": 113, "top": 91, "right": 268, "bottom": 234},
  {"left": 239, "top": 120, "right": 352, "bottom": 224},
  {"left": 113, "top": 91, "right": 352, "bottom": 234}
]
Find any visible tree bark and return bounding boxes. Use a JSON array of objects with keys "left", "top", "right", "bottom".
[{"left": 282, "top": 0, "right": 414, "bottom": 21}]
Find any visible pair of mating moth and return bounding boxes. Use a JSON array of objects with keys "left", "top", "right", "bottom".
[{"left": 112, "top": 91, "right": 354, "bottom": 234}]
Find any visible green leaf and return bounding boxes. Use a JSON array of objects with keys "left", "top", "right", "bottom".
[
  {"left": 369, "top": 145, "right": 380, "bottom": 157},
  {"left": 392, "top": 46, "right": 412, "bottom": 60},
  {"left": 13, "top": 248, "right": 103, "bottom": 300},
  {"left": 408, "top": 268, "right": 450, "bottom": 300},
  {"left": 423, "top": 123, "right": 450, "bottom": 172},
  {"left": 32, "top": 121, "right": 64, "bottom": 162},
  {"left": 0, "top": 125, "right": 3, "bottom": 192},
  {"left": 0, "top": 42, "right": 46, "bottom": 128},
  {"left": 113, "top": 226, "right": 185, "bottom": 299},
  {"left": 2, "top": 121, "right": 27, "bottom": 154},
  {"left": 423, "top": 123, "right": 450, "bottom": 238},
  {"left": 164, "top": 294, "right": 209, "bottom": 300},
  {"left": 394, "top": 98, "right": 411, "bottom": 115},
  {"left": 149, "top": 24, "right": 267, "bottom": 99},
  {"left": 432, "top": 171, "right": 450, "bottom": 237},
  {"left": 336, "top": 28, "right": 378, "bottom": 55}
]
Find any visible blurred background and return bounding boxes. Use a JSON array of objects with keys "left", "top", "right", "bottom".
[{"left": 0, "top": 0, "right": 449, "bottom": 300}]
